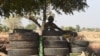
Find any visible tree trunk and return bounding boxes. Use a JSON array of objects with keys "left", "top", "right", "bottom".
[{"left": 41, "top": 0, "right": 47, "bottom": 35}]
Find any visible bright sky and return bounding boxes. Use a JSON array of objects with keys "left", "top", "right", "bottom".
[{"left": 54, "top": 0, "right": 100, "bottom": 28}]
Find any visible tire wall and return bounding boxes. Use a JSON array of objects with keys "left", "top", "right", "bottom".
[
  {"left": 8, "top": 30, "right": 39, "bottom": 56},
  {"left": 43, "top": 36, "right": 69, "bottom": 56},
  {"left": 70, "top": 40, "right": 89, "bottom": 56}
]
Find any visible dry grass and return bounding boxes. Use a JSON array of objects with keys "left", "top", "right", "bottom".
[
  {"left": 77, "top": 31, "right": 100, "bottom": 52},
  {"left": 78, "top": 31, "right": 100, "bottom": 41}
]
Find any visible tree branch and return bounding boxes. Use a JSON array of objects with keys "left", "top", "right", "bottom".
[{"left": 29, "top": 16, "right": 41, "bottom": 28}]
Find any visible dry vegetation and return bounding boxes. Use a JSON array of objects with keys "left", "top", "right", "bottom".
[
  {"left": 78, "top": 31, "right": 100, "bottom": 41},
  {"left": 77, "top": 31, "right": 100, "bottom": 52}
]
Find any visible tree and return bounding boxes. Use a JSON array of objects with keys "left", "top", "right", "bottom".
[
  {"left": 68, "top": 26, "right": 76, "bottom": 31},
  {"left": 2, "top": 15, "right": 23, "bottom": 30},
  {"left": 0, "top": 24, "right": 9, "bottom": 32},
  {"left": 61, "top": 26, "right": 75, "bottom": 31},
  {"left": 0, "top": 0, "right": 88, "bottom": 31},
  {"left": 25, "top": 23, "right": 37, "bottom": 30},
  {"left": 76, "top": 25, "right": 80, "bottom": 32},
  {"left": 81, "top": 27, "right": 86, "bottom": 31}
]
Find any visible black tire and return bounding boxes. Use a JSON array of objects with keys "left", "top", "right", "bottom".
[
  {"left": 71, "top": 47, "right": 87, "bottom": 53},
  {"left": 71, "top": 40, "right": 89, "bottom": 47},
  {"left": 9, "top": 32, "right": 39, "bottom": 41},
  {"left": 13, "top": 29, "right": 33, "bottom": 33},
  {"left": 71, "top": 32, "right": 78, "bottom": 37},
  {"left": 42, "top": 31, "right": 63, "bottom": 36},
  {"left": 8, "top": 49, "right": 38, "bottom": 56},
  {"left": 44, "top": 48, "right": 69, "bottom": 55},
  {"left": 44, "top": 40, "right": 68, "bottom": 48},
  {"left": 43, "top": 36, "right": 65, "bottom": 40},
  {"left": 9, "top": 40, "right": 39, "bottom": 49}
]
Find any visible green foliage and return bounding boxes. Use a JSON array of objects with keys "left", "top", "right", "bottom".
[
  {"left": 25, "top": 23, "right": 37, "bottom": 30},
  {"left": 68, "top": 26, "right": 76, "bottom": 31},
  {"left": 61, "top": 26, "right": 75, "bottom": 31},
  {"left": 76, "top": 25, "right": 80, "bottom": 32},
  {"left": 62, "top": 26, "right": 100, "bottom": 32},
  {"left": 0, "top": 0, "right": 88, "bottom": 29},
  {"left": 0, "top": 26, "right": 3, "bottom": 32},
  {"left": 0, "top": 24, "right": 9, "bottom": 32},
  {"left": 2, "top": 15, "right": 24, "bottom": 30},
  {"left": 0, "top": 0, "right": 88, "bottom": 17}
]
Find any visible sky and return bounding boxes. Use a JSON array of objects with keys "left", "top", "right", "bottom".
[
  {"left": 0, "top": 0, "right": 100, "bottom": 28},
  {"left": 54, "top": 0, "right": 100, "bottom": 28}
]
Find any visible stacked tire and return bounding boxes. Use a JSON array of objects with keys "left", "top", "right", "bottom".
[
  {"left": 70, "top": 40, "right": 89, "bottom": 54},
  {"left": 43, "top": 36, "right": 69, "bottom": 56},
  {"left": 8, "top": 29, "right": 39, "bottom": 56}
]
